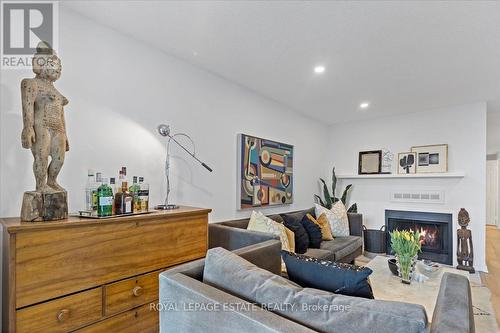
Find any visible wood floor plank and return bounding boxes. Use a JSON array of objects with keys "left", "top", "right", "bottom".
[{"left": 483, "top": 225, "right": 500, "bottom": 328}]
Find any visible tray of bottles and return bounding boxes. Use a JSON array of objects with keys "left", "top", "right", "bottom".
[{"left": 75, "top": 210, "right": 156, "bottom": 219}]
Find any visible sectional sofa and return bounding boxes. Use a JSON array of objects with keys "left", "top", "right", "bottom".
[
  {"left": 159, "top": 240, "right": 474, "bottom": 333},
  {"left": 209, "top": 208, "right": 363, "bottom": 263}
]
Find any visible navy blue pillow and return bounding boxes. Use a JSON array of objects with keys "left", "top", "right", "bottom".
[
  {"left": 282, "top": 213, "right": 309, "bottom": 254},
  {"left": 301, "top": 214, "right": 322, "bottom": 249},
  {"left": 281, "top": 251, "right": 374, "bottom": 299}
]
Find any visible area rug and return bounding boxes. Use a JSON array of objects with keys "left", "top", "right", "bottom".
[{"left": 355, "top": 254, "right": 499, "bottom": 333}]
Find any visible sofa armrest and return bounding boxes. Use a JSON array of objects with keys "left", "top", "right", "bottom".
[
  {"left": 162, "top": 240, "right": 283, "bottom": 280},
  {"left": 430, "top": 272, "right": 474, "bottom": 333},
  {"left": 209, "top": 223, "right": 279, "bottom": 251},
  {"left": 347, "top": 213, "right": 363, "bottom": 237},
  {"left": 159, "top": 273, "right": 315, "bottom": 333}
]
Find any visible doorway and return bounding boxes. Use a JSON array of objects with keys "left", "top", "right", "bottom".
[{"left": 486, "top": 159, "right": 499, "bottom": 227}]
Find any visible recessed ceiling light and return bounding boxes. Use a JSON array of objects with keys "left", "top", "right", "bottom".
[
  {"left": 359, "top": 102, "right": 370, "bottom": 109},
  {"left": 314, "top": 65, "right": 325, "bottom": 74}
]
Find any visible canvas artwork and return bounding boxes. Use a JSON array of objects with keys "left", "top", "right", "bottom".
[{"left": 239, "top": 134, "right": 293, "bottom": 209}]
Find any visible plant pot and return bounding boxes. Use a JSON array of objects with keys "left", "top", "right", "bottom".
[{"left": 396, "top": 254, "right": 418, "bottom": 284}]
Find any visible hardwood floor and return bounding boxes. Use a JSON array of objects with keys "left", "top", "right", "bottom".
[{"left": 482, "top": 225, "right": 500, "bottom": 328}]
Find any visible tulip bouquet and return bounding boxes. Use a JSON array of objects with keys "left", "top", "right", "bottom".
[{"left": 390, "top": 230, "right": 422, "bottom": 284}]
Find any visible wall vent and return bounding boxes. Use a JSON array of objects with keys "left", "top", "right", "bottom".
[{"left": 390, "top": 190, "right": 444, "bottom": 204}]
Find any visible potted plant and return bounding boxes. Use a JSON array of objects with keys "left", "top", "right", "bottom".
[{"left": 390, "top": 230, "right": 422, "bottom": 284}]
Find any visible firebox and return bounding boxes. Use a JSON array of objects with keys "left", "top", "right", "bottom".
[{"left": 385, "top": 210, "right": 453, "bottom": 265}]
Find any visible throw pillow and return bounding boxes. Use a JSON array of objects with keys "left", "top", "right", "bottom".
[
  {"left": 283, "top": 226, "right": 295, "bottom": 253},
  {"left": 282, "top": 251, "right": 374, "bottom": 299},
  {"left": 315, "top": 202, "right": 350, "bottom": 237},
  {"left": 301, "top": 213, "right": 322, "bottom": 248},
  {"left": 247, "top": 211, "right": 291, "bottom": 252},
  {"left": 314, "top": 213, "right": 334, "bottom": 240},
  {"left": 281, "top": 212, "right": 309, "bottom": 254}
]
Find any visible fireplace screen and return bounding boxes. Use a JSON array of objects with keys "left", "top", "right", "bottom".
[
  {"left": 388, "top": 219, "right": 444, "bottom": 252},
  {"left": 385, "top": 210, "right": 452, "bottom": 265}
]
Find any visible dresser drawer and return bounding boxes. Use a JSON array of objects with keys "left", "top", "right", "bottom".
[
  {"left": 76, "top": 303, "right": 159, "bottom": 333},
  {"left": 105, "top": 270, "right": 159, "bottom": 316},
  {"left": 16, "top": 288, "right": 102, "bottom": 333},
  {"left": 15, "top": 214, "right": 208, "bottom": 308}
]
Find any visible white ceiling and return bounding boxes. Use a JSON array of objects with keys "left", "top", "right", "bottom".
[{"left": 64, "top": 1, "right": 500, "bottom": 124}]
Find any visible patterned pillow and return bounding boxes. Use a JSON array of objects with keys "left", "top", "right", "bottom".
[
  {"left": 301, "top": 214, "right": 322, "bottom": 248},
  {"left": 282, "top": 251, "right": 374, "bottom": 299},
  {"left": 247, "top": 211, "right": 291, "bottom": 252},
  {"left": 315, "top": 202, "right": 350, "bottom": 237}
]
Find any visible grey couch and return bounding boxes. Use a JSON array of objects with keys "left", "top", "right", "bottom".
[
  {"left": 159, "top": 241, "right": 474, "bottom": 333},
  {"left": 209, "top": 208, "right": 363, "bottom": 263}
]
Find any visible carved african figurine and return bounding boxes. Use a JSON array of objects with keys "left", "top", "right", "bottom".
[
  {"left": 20, "top": 41, "right": 69, "bottom": 221},
  {"left": 456, "top": 208, "right": 475, "bottom": 273}
]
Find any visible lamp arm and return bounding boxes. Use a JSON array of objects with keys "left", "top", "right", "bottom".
[{"left": 168, "top": 134, "right": 213, "bottom": 172}]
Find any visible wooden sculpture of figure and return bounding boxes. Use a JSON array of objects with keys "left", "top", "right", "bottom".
[
  {"left": 456, "top": 208, "right": 475, "bottom": 273},
  {"left": 20, "top": 41, "right": 69, "bottom": 221}
]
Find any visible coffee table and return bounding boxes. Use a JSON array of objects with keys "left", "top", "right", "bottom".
[{"left": 365, "top": 255, "right": 470, "bottom": 317}]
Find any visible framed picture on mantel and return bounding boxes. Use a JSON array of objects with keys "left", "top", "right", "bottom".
[
  {"left": 358, "top": 150, "right": 382, "bottom": 174},
  {"left": 411, "top": 144, "right": 448, "bottom": 173}
]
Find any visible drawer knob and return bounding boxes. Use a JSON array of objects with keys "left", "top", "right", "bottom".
[
  {"left": 132, "top": 286, "right": 143, "bottom": 297},
  {"left": 57, "top": 309, "right": 70, "bottom": 322}
]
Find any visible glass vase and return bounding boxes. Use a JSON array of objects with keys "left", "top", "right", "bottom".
[{"left": 396, "top": 254, "right": 418, "bottom": 284}]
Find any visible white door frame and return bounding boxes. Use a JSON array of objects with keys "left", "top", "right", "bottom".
[{"left": 486, "top": 159, "right": 499, "bottom": 227}]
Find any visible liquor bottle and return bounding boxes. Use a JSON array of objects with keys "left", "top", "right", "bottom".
[
  {"left": 114, "top": 177, "right": 134, "bottom": 215},
  {"left": 93, "top": 172, "right": 102, "bottom": 213},
  {"left": 85, "top": 169, "right": 97, "bottom": 213},
  {"left": 129, "top": 176, "right": 141, "bottom": 213},
  {"left": 97, "top": 178, "right": 114, "bottom": 217},
  {"left": 115, "top": 170, "right": 123, "bottom": 194},
  {"left": 138, "top": 177, "right": 150, "bottom": 212},
  {"left": 110, "top": 177, "right": 117, "bottom": 215}
]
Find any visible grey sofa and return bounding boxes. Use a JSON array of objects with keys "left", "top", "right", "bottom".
[
  {"left": 210, "top": 208, "right": 363, "bottom": 263},
  {"left": 159, "top": 241, "right": 474, "bottom": 333}
]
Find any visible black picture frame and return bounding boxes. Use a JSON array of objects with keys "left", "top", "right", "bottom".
[{"left": 358, "top": 150, "right": 383, "bottom": 174}]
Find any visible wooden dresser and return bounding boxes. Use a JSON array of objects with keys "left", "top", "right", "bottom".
[{"left": 1, "top": 206, "right": 211, "bottom": 333}]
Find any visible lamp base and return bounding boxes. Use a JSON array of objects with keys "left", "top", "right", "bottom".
[{"left": 155, "top": 204, "right": 180, "bottom": 210}]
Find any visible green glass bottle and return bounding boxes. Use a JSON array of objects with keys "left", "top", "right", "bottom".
[
  {"left": 129, "top": 176, "right": 141, "bottom": 213},
  {"left": 97, "top": 178, "right": 114, "bottom": 217}
]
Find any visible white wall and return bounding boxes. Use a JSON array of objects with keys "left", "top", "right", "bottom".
[
  {"left": 0, "top": 7, "right": 329, "bottom": 221},
  {"left": 325, "top": 103, "right": 487, "bottom": 272}
]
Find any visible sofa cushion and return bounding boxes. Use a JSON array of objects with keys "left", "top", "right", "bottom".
[
  {"left": 267, "top": 214, "right": 285, "bottom": 224},
  {"left": 320, "top": 236, "right": 363, "bottom": 261},
  {"left": 301, "top": 214, "right": 322, "bottom": 248},
  {"left": 282, "top": 251, "right": 374, "bottom": 299},
  {"left": 303, "top": 248, "right": 334, "bottom": 260},
  {"left": 203, "top": 247, "right": 428, "bottom": 333},
  {"left": 282, "top": 213, "right": 309, "bottom": 254}
]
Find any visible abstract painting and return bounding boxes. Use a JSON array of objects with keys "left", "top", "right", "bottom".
[{"left": 239, "top": 134, "right": 293, "bottom": 209}]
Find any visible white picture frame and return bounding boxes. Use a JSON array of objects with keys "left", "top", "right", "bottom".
[{"left": 411, "top": 144, "right": 448, "bottom": 173}]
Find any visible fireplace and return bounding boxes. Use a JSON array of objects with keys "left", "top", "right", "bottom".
[{"left": 385, "top": 210, "right": 452, "bottom": 265}]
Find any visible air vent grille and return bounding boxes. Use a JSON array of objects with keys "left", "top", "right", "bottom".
[{"left": 391, "top": 190, "right": 444, "bottom": 204}]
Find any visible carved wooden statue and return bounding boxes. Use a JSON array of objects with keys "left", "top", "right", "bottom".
[
  {"left": 456, "top": 208, "right": 475, "bottom": 273},
  {"left": 20, "top": 41, "right": 69, "bottom": 221}
]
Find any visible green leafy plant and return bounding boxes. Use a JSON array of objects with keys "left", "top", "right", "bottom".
[
  {"left": 390, "top": 229, "right": 422, "bottom": 283},
  {"left": 389, "top": 230, "right": 422, "bottom": 257},
  {"left": 314, "top": 167, "right": 358, "bottom": 212}
]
